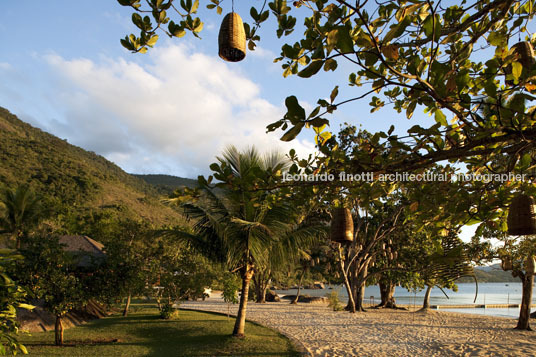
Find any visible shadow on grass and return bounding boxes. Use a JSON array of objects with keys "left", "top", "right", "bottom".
[
  {"left": 20, "top": 308, "right": 300, "bottom": 356},
  {"left": 23, "top": 338, "right": 122, "bottom": 348},
  {"left": 123, "top": 311, "right": 300, "bottom": 357}
]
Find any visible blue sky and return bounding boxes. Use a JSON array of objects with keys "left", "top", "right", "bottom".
[{"left": 0, "top": 0, "right": 431, "bottom": 178}]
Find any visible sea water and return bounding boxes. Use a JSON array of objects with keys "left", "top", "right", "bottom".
[{"left": 275, "top": 282, "right": 535, "bottom": 319}]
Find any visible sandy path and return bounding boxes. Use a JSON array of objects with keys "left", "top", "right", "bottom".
[{"left": 181, "top": 295, "right": 536, "bottom": 357}]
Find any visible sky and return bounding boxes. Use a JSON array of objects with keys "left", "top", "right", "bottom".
[{"left": 0, "top": 0, "right": 434, "bottom": 178}]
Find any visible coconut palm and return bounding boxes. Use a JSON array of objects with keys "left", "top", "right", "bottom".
[
  {"left": 0, "top": 185, "right": 41, "bottom": 249},
  {"left": 168, "top": 146, "right": 323, "bottom": 337}
]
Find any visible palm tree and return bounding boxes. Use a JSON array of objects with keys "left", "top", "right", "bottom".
[
  {"left": 168, "top": 146, "right": 322, "bottom": 337},
  {"left": 0, "top": 185, "right": 41, "bottom": 249}
]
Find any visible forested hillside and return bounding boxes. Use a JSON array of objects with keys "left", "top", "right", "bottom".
[
  {"left": 133, "top": 174, "right": 198, "bottom": 195},
  {"left": 0, "top": 107, "right": 182, "bottom": 226},
  {"left": 456, "top": 264, "right": 519, "bottom": 283}
]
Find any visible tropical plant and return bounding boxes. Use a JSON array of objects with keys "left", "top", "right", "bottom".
[
  {"left": 168, "top": 146, "right": 320, "bottom": 337},
  {"left": 222, "top": 273, "right": 240, "bottom": 318},
  {"left": 0, "top": 185, "right": 41, "bottom": 249},
  {"left": 13, "top": 235, "right": 85, "bottom": 346},
  {"left": 326, "top": 291, "right": 344, "bottom": 312},
  {"left": 159, "top": 302, "right": 179, "bottom": 320},
  {"left": 0, "top": 250, "right": 33, "bottom": 355}
]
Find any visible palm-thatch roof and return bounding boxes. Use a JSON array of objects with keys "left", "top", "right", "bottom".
[{"left": 59, "top": 235, "right": 106, "bottom": 268}]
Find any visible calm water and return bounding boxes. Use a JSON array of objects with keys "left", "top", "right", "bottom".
[{"left": 275, "top": 282, "right": 536, "bottom": 319}]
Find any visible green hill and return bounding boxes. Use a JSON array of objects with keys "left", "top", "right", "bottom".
[
  {"left": 456, "top": 264, "right": 519, "bottom": 283},
  {"left": 133, "top": 174, "right": 198, "bottom": 195},
  {"left": 0, "top": 107, "right": 183, "bottom": 226}
]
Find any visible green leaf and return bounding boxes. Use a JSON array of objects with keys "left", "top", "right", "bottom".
[
  {"left": 132, "top": 13, "right": 144, "bottom": 30},
  {"left": 335, "top": 26, "right": 354, "bottom": 53},
  {"left": 191, "top": 0, "right": 199, "bottom": 13},
  {"left": 330, "top": 86, "right": 339, "bottom": 103},
  {"left": 310, "top": 117, "right": 329, "bottom": 127},
  {"left": 512, "top": 61, "right": 523, "bottom": 81},
  {"left": 488, "top": 31, "right": 507, "bottom": 47},
  {"left": 372, "top": 79, "right": 384, "bottom": 92},
  {"left": 17, "top": 303, "right": 34, "bottom": 310},
  {"left": 283, "top": 65, "right": 293, "bottom": 78},
  {"left": 423, "top": 14, "right": 441, "bottom": 40},
  {"left": 520, "top": 153, "right": 532, "bottom": 168},
  {"left": 406, "top": 101, "right": 417, "bottom": 119},
  {"left": 285, "top": 96, "right": 306, "bottom": 123},
  {"left": 297, "top": 60, "right": 323, "bottom": 78},
  {"left": 323, "top": 58, "right": 338, "bottom": 71},
  {"left": 434, "top": 109, "right": 447, "bottom": 126},
  {"left": 146, "top": 34, "right": 159, "bottom": 47},
  {"left": 327, "top": 27, "right": 354, "bottom": 53},
  {"left": 250, "top": 7, "right": 259, "bottom": 20},
  {"left": 280, "top": 123, "right": 304, "bottom": 141},
  {"left": 159, "top": 10, "right": 167, "bottom": 23},
  {"left": 383, "top": 16, "right": 411, "bottom": 43}
]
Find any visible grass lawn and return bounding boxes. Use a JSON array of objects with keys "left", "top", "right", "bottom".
[{"left": 18, "top": 302, "right": 301, "bottom": 356}]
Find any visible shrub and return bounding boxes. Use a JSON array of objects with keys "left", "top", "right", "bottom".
[
  {"left": 326, "top": 291, "right": 344, "bottom": 311},
  {"left": 160, "top": 303, "right": 179, "bottom": 320}
]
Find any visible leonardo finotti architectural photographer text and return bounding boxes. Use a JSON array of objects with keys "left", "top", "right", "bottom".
[{"left": 282, "top": 172, "right": 527, "bottom": 183}]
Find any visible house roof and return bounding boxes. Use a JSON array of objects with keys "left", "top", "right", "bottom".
[{"left": 59, "top": 235, "right": 106, "bottom": 267}]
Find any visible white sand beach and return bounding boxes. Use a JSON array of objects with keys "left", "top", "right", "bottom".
[{"left": 181, "top": 295, "right": 536, "bottom": 357}]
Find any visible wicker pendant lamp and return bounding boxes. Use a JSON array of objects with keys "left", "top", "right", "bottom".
[
  {"left": 501, "top": 256, "right": 513, "bottom": 271},
  {"left": 507, "top": 194, "right": 536, "bottom": 235},
  {"left": 218, "top": 11, "right": 246, "bottom": 62},
  {"left": 505, "top": 41, "right": 535, "bottom": 86},
  {"left": 330, "top": 207, "right": 354, "bottom": 243}
]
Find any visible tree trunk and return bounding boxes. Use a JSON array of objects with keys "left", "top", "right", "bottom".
[
  {"left": 233, "top": 264, "right": 254, "bottom": 337},
  {"left": 422, "top": 285, "right": 432, "bottom": 310},
  {"left": 123, "top": 293, "right": 132, "bottom": 317},
  {"left": 354, "top": 263, "right": 368, "bottom": 312},
  {"left": 55, "top": 315, "right": 64, "bottom": 346},
  {"left": 253, "top": 272, "right": 269, "bottom": 303},
  {"left": 338, "top": 247, "right": 356, "bottom": 313},
  {"left": 516, "top": 273, "right": 533, "bottom": 331},
  {"left": 291, "top": 269, "right": 306, "bottom": 304},
  {"left": 378, "top": 281, "right": 396, "bottom": 308},
  {"left": 347, "top": 260, "right": 358, "bottom": 311},
  {"left": 15, "top": 231, "right": 22, "bottom": 250}
]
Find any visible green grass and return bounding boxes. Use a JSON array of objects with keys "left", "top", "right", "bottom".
[{"left": 18, "top": 303, "right": 301, "bottom": 356}]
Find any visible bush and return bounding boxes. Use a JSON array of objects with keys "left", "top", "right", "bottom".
[
  {"left": 326, "top": 291, "right": 344, "bottom": 311},
  {"left": 160, "top": 303, "right": 179, "bottom": 320}
]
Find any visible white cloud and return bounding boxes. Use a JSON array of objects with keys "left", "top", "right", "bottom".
[
  {"left": 0, "top": 62, "right": 12, "bottom": 70},
  {"left": 248, "top": 46, "right": 276, "bottom": 59},
  {"left": 43, "top": 44, "right": 314, "bottom": 177}
]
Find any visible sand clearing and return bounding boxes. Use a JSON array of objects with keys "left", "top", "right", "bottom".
[{"left": 181, "top": 295, "right": 536, "bottom": 357}]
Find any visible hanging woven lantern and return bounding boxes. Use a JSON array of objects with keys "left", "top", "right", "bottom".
[
  {"left": 505, "top": 41, "right": 535, "bottom": 86},
  {"left": 507, "top": 194, "right": 536, "bottom": 235},
  {"left": 501, "top": 256, "right": 513, "bottom": 271},
  {"left": 330, "top": 207, "right": 354, "bottom": 243},
  {"left": 218, "top": 12, "right": 246, "bottom": 62}
]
